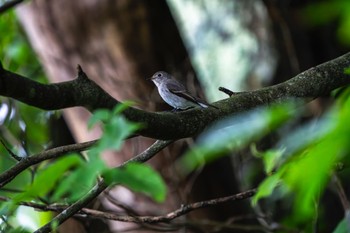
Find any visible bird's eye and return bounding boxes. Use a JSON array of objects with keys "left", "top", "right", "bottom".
[{"left": 157, "top": 73, "right": 162, "bottom": 77}]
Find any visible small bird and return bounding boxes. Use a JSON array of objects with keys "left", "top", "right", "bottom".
[{"left": 150, "top": 71, "right": 217, "bottom": 110}]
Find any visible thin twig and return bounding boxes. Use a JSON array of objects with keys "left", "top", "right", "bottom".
[
  {"left": 0, "top": 196, "right": 67, "bottom": 212},
  {"left": 0, "top": 139, "right": 21, "bottom": 161},
  {"left": 79, "top": 189, "right": 257, "bottom": 223},
  {"left": 0, "top": 189, "right": 256, "bottom": 223},
  {"left": 0, "top": 140, "right": 97, "bottom": 188},
  {"left": 333, "top": 174, "right": 350, "bottom": 211},
  {"left": 121, "top": 140, "right": 174, "bottom": 166},
  {"left": 104, "top": 192, "right": 140, "bottom": 216}
]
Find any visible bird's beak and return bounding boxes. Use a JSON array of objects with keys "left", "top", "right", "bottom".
[{"left": 147, "top": 76, "right": 153, "bottom": 81}]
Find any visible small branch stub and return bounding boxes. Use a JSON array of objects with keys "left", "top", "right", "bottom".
[{"left": 77, "top": 64, "right": 88, "bottom": 80}]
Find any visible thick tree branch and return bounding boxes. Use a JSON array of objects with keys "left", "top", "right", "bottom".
[
  {"left": 0, "top": 64, "right": 118, "bottom": 110},
  {"left": 1, "top": 53, "right": 350, "bottom": 139}
]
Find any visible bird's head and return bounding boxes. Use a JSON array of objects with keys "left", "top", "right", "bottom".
[{"left": 150, "top": 71, "right": 171, "bottom": 86}]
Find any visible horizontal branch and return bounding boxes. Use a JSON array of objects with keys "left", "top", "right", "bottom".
[
  {"left": 0, "top": 65, "right": 119, "bottom": 110},
  {"left": 1, "top": 53, "right": 350, "bottom": 140}
]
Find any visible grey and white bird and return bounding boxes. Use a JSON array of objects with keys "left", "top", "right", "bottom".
[{"left": 150, "top": 71, "right": 217, "bottom": 110}]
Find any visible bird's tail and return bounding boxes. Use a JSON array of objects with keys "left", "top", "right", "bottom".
[
  {"left": 198, "top": 102, "right": 209, "bottom": 108},
  {"left": 197, "top": 99, "right": 218, "bottom": 109}
]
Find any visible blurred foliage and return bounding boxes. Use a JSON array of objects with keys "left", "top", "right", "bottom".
[
  {"left": 180, "top": 84, "right": 350, "bottom": 231},
  {"left": 303, "top": 0, "right": 350, "bottom": 46},
  {"left": 0, "top": 8, "right": 51, "bottom": 232},
  {"left": 0, "top": 9, "right": 45, "bottom": 76},
  {"left": 104, "top": 162, "right": 167, "bottom": 203},
  {"left": 178, "top": 102, "right": 299, "bottom": 175},
  {"left": 333, "top": 210, "right": 350, "bottom": 233},
  {"left": 0, "top": 9, "right": 49, "bottom": 154},
  {"left": 0, "top": 104, "right": 166, "bottom": 231},
  {"left": 87, "top": 101, "right": 142, "bottom": 152},
  {"left": 88, "top": 104, "right": 166, "bottom": 202}
]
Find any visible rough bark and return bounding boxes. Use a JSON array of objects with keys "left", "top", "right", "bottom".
[{"left": 1, "top": 52, "right": 350, "bottom": 139}]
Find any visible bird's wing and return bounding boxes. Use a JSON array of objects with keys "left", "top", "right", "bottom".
[
  {"left": 166, "top": 82, "right": 199, "bottom": 104},
  {"left": 166, "top": 80, "right": 218, "bottom": 109}
]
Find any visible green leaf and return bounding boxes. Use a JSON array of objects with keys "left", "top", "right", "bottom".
[
  {"left": 52, "top": 105, "right": 141, "bottom": 202},
  {"left": 87, "top": 109, "right": 111, "bottom": 129},
  {"left": 337, "top": 9, "right": 350, "bottom": 45},
  {"left": 0, "top": 155, "right": 82, "bottom": 214},
  {"left": 333, "top": 202, "right": 350, "bottom": 233},
  {"left": 344, "top": 67, "right": 350, "bottom": 75},
  {"left": 333, "top": 218, "right": 348, "bottom": 233},
  {"left": 103, "top": 163, "right": 166, "bottom": 203},
  {"left": 252, "top": 172, "right": 282, "bottom": 205},
  {"left": 88, "top": 102, "right": 136, "bottom": 129},
  {"left": 112, "top": 101, "right": 136, "bottom": 115},
  {"left": 96, "top": 116, "right": 140, "bottom": 152},
  {"left": 14, "top": 155, "right": 82, "bottom": 202},
  {"left": 261, "top": 149, "right": 285, "bottom": 174},
  {"left": 282, "top": 142, "right": 336, "bottom": 221},
  {"left": 253, "top": 92, "right": 350, "bottom": 225},
  {"left": 302, "top": 1, "right": 343, "bottom": 26},
  {"left": 0, "top": 147, "right": 31, "bottom": 199},
  {"left": 88, "top": 104, "right": 141, "bottom": 153},
  {"left": 302, "top": 1, "right": 350, "bottom": 46},
  {"left": 52, "top": 153, "right": 107, "bottom": 202},
  {"left": 50, "top": 220, "right": 59, "bottom": 233},
  {"left": 7, "top": 228, "right": 31, "bottom": 233}
]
